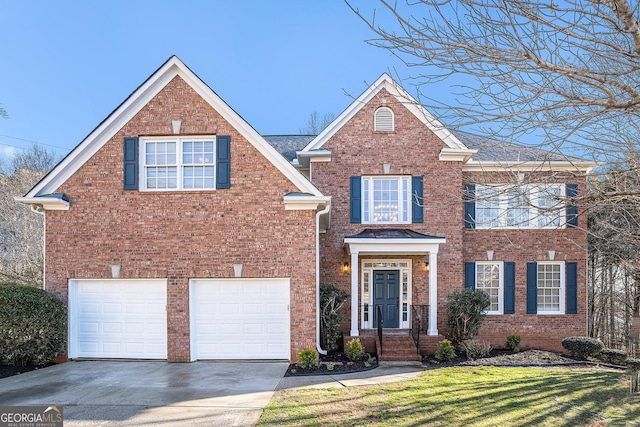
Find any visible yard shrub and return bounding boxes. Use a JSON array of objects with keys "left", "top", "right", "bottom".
[
  {"left": 0, "top": 284, "right": 66, "bottom": 366},
  {"left": 297, "top": 349, "right": 319, "bottom": 369},
  {"left": 445, "top": 288, "right": 490, "bottom": 344},
  {"left": 599, "top": 348, "right": 627, "bottom": 365},
  {"left": 561, "top": 336, "right": 604, "bottom": 359},
  {"left": 463, "top": 339, "right": 492, "bottom": 360},
  {"left": 346, "top": 338, "right": 364, "bottom": 361},
  {"left": 320, "top": 283, "right": 349, "bottom": 352},
  {"left": 435, "top": 339, "right": 457, "bottom": 362},
  {"left": 506, "top": 334, "right": 521, "bottom": 353}
]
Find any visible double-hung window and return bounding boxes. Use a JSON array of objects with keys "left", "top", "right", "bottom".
[
  {"left": 362, "top": 176, "right": 411, "bottom": 224},
  {"left": 475, "top": 262, "right": 503, "bottom": 314},
  {"left": 475, "top": 184, "right": 565, "bottom": 229},
  {"left": 141, "top": 137, "right": 215, "bottom": 191},
  {"left": 537, "top": 262, "right": 565, "bottom": 314}
]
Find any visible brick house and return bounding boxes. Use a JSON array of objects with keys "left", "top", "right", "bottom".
[{"left": 18, "top": 56, "right": 596, "bottom": 362}]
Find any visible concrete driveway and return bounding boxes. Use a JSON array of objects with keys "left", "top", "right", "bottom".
[{"left": 0, "top": 360, "right": 289, "bottom": 426}]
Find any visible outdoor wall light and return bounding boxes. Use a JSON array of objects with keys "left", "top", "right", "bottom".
[
  {"left": 424, "top": 261, "right": 430, "bottom": 272},
  {"left": 233, "top": 263, "right": 243, "bottom": 278},
  {"left": 343, "top": 262, "right": 350, "bottom": 273},
  {"left": 110, "top": 264, "right": 121, "bottom": 279}
]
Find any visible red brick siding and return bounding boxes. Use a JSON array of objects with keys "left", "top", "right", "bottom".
[
  {"left": 45, "top": 76, "right": 317, "bottom": 362},
  {"left": 311, "top": 88, "right": 587, "bottom": 352},
  {"left": 311, "top": 88, "right": 465, "bottom": 338},
  {"left": 463, "top": 173, "right": 588, "bottom": 351}
]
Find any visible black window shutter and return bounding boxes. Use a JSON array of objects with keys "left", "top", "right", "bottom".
[
  {"left": 566, "top": 184, "right": 578, "bottom": 228},
  {"left": 411, "top": 176, "right": 424, "bottom": 223},
  {"left": 566, "top": 262, "right": 578, "bottom": 314},
  {"left": 350, "top": 176, "right": 362, "bottom": 223},
  {"left": 465, "top": 184, "right": 476, "bottom": 228},
  {"left": 526, "top": 262, "right": 538, "bottom": 314},
  {"left": 216, "top": 135, "right": 231, "bottom": 189},
  {"left": 504, "top": 262, "right": 515, "bottom": 314},
  {"left": 465, "top": 262, "right": 476, "bottom": 290},
  {"left": 123, "top": 137, "right": 139, "bottom": 190}
]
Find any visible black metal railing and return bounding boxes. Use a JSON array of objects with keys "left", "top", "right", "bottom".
[
  {"left": 377, "top": 305, "right": 383, "bottom": 354},
  {"left": 410, "top": 305, "right": 421, "bottom": 353},
  {"left": 410, "top": 305, "right": 430, "bottom": 353}
]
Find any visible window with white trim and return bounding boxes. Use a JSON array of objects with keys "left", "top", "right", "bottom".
[
  {"left": 475, "top": 262, "right": 503, "bottom": 314},
  {"left": 362, "top": 176, "right": 411, "bottom": 224},
  {"left": 537, "top": 262, "right": 565, "bottom": 314},
  {"left": 374, "top": 107, "right": 394, "bottom": 131},
  {"left": 475, "top": 184, "right": 565, "bottom": 229},
  {"left": 141, "top": 137, "right": 215, "bottom": 191}
]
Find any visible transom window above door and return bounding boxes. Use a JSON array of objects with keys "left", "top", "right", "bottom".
[{"left": 362, "top": 176, "right": 411, "bottom": 224}]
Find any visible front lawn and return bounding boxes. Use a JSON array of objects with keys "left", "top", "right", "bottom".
[{"left": 258, "top": 366, "right": 640, "bottom": 426}]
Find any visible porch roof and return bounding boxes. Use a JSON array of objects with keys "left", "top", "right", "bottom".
[{"left": 344, "top": 228, "right": 446, "bottom": 255}]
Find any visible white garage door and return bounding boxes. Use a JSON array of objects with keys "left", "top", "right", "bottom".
[
  {"left": 190, "top": 279, "right": 290, "bottom": 360},
  {"left": 69, "top": 279, "right": 167, "bottom": 359}
]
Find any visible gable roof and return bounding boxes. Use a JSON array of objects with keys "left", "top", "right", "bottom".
[
  {"left": 22, "top": 56, "right": 325, "bottom": 200},
  {"left": 301, "top": 73, "right": 476, "bottom": 161}
]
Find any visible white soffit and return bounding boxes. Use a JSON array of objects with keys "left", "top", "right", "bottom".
[{"left": 24, "top": 56, "right": 323, "bottom": 199}]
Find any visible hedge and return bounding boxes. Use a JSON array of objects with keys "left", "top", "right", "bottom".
[{"left": 0, "top": 284, "right": 66, "bottom": 366}]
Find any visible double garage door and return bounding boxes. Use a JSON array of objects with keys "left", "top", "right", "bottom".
[{"left": 68, "top": 279, "right": 290, "bottom": 360}]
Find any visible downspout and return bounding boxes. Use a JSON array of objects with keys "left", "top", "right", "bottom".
[{"left": 316, "top": 202, "right": 330, "bottom": 355}]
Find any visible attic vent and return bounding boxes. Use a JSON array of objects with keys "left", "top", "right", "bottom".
[{"left": 374, "top": 107, "right": 394, "bottom": 132}]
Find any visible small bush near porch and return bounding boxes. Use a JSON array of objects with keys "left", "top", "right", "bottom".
[{"left": 258, "top": 367, "right": 638, "bottom": 426}]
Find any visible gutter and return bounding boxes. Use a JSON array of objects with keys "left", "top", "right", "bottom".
[{"left": 316, "top": 202, "right": 330, "bottom": 355}]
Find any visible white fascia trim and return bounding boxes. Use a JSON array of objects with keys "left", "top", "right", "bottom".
[
  {"left": 25, "top": 56, "right": 323, "bottom": 198},
  {"left": 463, "top": 160, "right": 600, "bottom": 173},
  {"left": 302, "top": 73, "right": 468, "bottom": 152},
  {"left": 283, "top": 195, "right": 331, "bottom": 211},
  {"left": 345, "top": 238, "right": 446, "bottom": 256},
  {"left": 14, "top": 196, "right": 69, "bottom": 211},
  {"left": 295, "top": 150, "right": 332, "bottom": 169},
  {"left": 439, "top": 147, "right": 478, "bottom": 163}
]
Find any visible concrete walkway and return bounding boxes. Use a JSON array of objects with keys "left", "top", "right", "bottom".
[
  {"left": 0, "top": 361, "right": 425, "bottom": 426},
  {"left": 276, "top": 362, "right": 425, "bottom": 391}
]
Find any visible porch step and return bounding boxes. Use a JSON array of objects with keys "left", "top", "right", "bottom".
[{"left": 379, "top": 334, "right": 422, "bottom": 362}]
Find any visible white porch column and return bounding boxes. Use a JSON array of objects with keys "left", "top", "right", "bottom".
[
  {"left": 350, "top": 250, "right": 360, "bottom": 337},
  {"left": 428, "top": 250, "right": 439, "bottom": 335}
]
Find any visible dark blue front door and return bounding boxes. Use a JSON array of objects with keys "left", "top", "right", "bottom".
[{"left": 373, "top": 270, "right": 400, "bottom": 328}]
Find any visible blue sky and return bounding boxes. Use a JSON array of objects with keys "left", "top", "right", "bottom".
[{"left": 0, "top": 1, "right": 429, "bottom": 161}]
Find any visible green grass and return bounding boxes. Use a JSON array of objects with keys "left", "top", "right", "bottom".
[{"left": 258, "top": 367, "right": 640, "bottom": 426}]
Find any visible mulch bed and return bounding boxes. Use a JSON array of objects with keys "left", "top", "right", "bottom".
[{"left": 285, "top": 351, "right": 378, "bottom": 376}]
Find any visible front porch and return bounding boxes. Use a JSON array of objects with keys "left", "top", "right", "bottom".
[{"left": 343, "top": 229, "right": 446, "bottom": 355}]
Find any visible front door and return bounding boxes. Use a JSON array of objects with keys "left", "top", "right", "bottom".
[{"left": 373, "top": 270, "right": 400, "bottom": 328}]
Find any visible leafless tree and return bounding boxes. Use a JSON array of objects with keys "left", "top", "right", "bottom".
[
  {"left": 346, "top": 0, "right": 640, "bottom": 166},
  {"left": 300, "top": 111, "right": 336, "bottom": 134},
  {"left": 0, "top": 169, "right": 45, "bottom": 287},
  {"left": 0, "top": 144, "right": 59, "bottom": 287},
  {"left": 4, "top": 143, "right": 58, "bottom": 175},
  {"left": 346, "top": 0, "right": 640, "bottom": 346}
]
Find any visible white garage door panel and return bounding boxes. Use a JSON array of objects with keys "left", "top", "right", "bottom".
[
  {"left": 70, "top": 279, "right": 167, "bottom": 359},
  {"left": 191, "top": 279, "right": 290, "bottom": 360}
]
